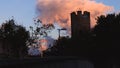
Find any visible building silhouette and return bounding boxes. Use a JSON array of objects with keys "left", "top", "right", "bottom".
[{"left": 71, "top": 11, "right": 90, "bottom": 39}]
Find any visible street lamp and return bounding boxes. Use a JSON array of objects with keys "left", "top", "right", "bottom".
[{"left": 57, "top": 28, "right": 67, "bottom": 39}]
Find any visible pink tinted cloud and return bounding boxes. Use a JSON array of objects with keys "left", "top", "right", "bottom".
[{"left": 36, "top": 0, "right": 113, "bottom": 28}]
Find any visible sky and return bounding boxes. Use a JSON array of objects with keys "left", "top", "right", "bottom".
[
  {"left": 96, "top": 0, "right": 120, "bottom": 12},
  {"left": 0, "top": 0, "right": 36, "bottom": 29},
  {"left": 0, "top": 0, "right": 120, "bottom": 39}
]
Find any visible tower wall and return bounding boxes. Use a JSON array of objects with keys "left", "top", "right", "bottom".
[{"left": 71, "top": 11, "right": 90, "bottom": 39}]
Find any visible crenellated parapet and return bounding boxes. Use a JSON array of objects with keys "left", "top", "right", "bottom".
[{"left": 71, "top": 11, "right": 90, "bottom": 18}]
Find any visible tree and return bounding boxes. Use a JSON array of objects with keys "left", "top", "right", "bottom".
[
  {"left": 43, "top": 36, "right": 71, "bottom": 56},
  {"left": 94, "top": 13, "right": 120, "bottom": 49},
  {"left": 93, "top": 13, "right": 120, "bottom": 68},
  {"left": 0, "top": 19, "right": 29, "bottom": 58},
  {"left": 27, "top": 19, "right": 55, "bottom": 57}
]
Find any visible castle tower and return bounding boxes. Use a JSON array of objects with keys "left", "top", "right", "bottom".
[{"left": 71, "top": 11, "right": 90, "bottom": 39}]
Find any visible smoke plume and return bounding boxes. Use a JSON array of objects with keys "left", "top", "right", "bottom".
[{"left": 36, "top": 0, "right": 113, "bottom": 29}]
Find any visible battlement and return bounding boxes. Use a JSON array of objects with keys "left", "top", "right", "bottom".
[
  {"left": 83, "top": 11, "right": 90, "bottom": 17},
  {"left": 71, "top": 11, "right": 90, "bottom": 17},
  {"left": 77, "top": 11, "right": 82, "bottom": 16}
]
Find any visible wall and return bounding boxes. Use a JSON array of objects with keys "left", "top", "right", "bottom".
[{"left": 71, "top": 11, "right": 90, "bottom": 39}]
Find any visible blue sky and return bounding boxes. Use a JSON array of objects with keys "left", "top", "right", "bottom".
[
  {"left": 0, "top": 0, "right": 36, "bottom": 28},
  {"left": 0, "top": 0, "right": 120, "bottom": 39},
  {"left": 96, "top": 0, "right": 120, "bottom": 11}
]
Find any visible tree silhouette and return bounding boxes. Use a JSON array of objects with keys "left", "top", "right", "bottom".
[
  {"left": 93, "top": 13, "right": 120, "bottom": 68},
  {"left": 27, "top": 19, "right": 55, "bottom": 57},
  {"left": 0, "top": 19, "right": 29, "bottom": 58},
  {"left": 94, "top": 13, "right": 120, "bottom": 52},
  {"left": 43, "top": 37, "right": 71, "bottom": 56},
  {"left": 29, "top": 19, "right": 55, "bottom": 40}
]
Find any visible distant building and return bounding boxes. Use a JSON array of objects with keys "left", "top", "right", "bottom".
[{"left": 71, "top": 11, "right": 90, "bottom": 39}]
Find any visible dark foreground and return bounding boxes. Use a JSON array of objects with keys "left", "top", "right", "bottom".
[{"left": 0, "top": 56, "right": 93, "bottom": 68}]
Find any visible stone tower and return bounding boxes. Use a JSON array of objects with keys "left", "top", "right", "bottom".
[{"left": 71, "top": 11, "right": 90, "bottom": 39}]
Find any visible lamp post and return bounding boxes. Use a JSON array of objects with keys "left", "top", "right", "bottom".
[{"left": 57, "top": 28, "right": 67, "bottom": 39}]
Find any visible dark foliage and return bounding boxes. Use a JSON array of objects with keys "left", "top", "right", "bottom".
[
  {"left": 93, "top": 13, "right": 120, "bottom": 55},
  {"left": 0, "top": 19, "right": 30, "bottom": 58}
]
